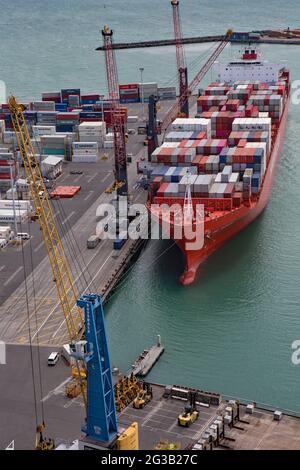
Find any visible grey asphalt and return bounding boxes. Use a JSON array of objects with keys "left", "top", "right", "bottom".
[
  {"left": 0, "top": 344, "right": 84, "bottom": 451},
  {"left": 0, "top": 99, "right": 175, "bottom": 306}
]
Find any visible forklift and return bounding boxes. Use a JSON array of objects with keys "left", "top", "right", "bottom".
[
  {"left": 133, "top": 382, "right": 153, "bottom": 409},
  {"left": 35, "top": 422, "right": 55, "bottom": 451},
  {"left": 178, "top": 392, "right": 199, "bottom": 427}
]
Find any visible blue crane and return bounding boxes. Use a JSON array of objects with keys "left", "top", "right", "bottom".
[{"left": 71, "top": 294, "right": 118, "bottom": 446}]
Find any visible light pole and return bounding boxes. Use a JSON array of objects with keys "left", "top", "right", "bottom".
[
  {"left": 9, "top": 163, "right": 18, "bottom": 237},
  {"left": 139, "top": 67, "right": 145, "bottom": 122}
]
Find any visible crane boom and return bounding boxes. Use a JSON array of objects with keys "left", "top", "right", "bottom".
[
  {"left": 161, "top": 32, "right": 232, "bottom": 133},
  {"left": 8, "top": 96, "right": 84, "bottom": 342},
  {"left": 102, "top": 26, "right": 128, "bottom": 195},
  {"left": 171, "top": 0, "right": 189, "bottom": 117}
]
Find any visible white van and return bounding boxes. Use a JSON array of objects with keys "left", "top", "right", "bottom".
[
  {"left": 48, "top": 352, "right": 59, "bottom": 366},
  {"left": 0, "top": 238, "right": 7, "bottom": 249},
  {"left": 17, "top": 232, "right": 30, "bottom": 241}
]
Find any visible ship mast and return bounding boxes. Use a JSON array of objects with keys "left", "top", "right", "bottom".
[{"left": 183, "top": 169, "right": 193, "bottom": 221}]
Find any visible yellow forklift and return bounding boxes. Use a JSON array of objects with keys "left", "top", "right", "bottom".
[
  {"left": 133, "top": 382, "right": 153, "bottom": 409},
  {"left": 35, "top": 422, "right": 55, "bottom": 451},
  {"left": 178, "top": 392, "right": 199, "bottom": 427}
]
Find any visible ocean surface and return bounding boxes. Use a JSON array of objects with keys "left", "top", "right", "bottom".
[{"left": 1, "top": 0, "right": 300, "bottom": 412}]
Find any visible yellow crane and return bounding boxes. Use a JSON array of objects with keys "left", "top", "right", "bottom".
[
  {"left": 8, "top": 95, "right": 87, "bottom": 449},
  {"left": 8, "top": 96, "right": 84, "bottom": 343},
  {"left": 9, "top": 95, "right": 139, "bottom": 451}
]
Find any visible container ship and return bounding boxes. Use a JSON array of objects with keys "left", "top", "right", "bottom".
[{"left": 148, "top": 46, "right": 290, "bottom": 285}]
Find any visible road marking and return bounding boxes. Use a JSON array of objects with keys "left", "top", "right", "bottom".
[
  {"left": 87, "top": 173, "right": 98, "bottom": 183},
  {"left": 34, "top": 240, "right": 45, "bottom": 253},
  {"left": 73, "top": 175, "right": 83, "bottom": 183},
  {"left": 51, "top": 252, "right": 112, "bottom": 339},
  {"left": 0, "top": 265, "right": 5, "bottom": 272},
  {"left": 30, "top": 242, "right": 110, "bottom": 342},
  {"left": 84, "top": 191, "right": 94, "bottom": 202},
  {"left": 101, "top": 174, "right": 111, "bottom": 183},
  {"left": 3, "top": 266, "right": 23, "bottom": 287},
  {"left": 42, "top": 378, "right": 71, "bottom": 403},
  {"left": 62, "top": 211, "right": 75, "bottom": 225}
]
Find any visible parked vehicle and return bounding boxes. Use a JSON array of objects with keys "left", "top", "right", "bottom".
[{"left": 47, "top": 352, "right": 59, "bottom": 366}]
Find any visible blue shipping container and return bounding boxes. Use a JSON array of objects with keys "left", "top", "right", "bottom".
[
  {"left": 113, "top": 238, "right": 126, "bottom": 250},
  {"left": 120, "top": 98, "right": 140, "bottom": 104},
  {"left": 55, "top": 103, "right": 68, "bottom": 112}
]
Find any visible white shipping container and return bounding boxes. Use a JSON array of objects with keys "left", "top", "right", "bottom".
[
  {"left": 73, "top": 142, "right": 98, "bottom": 150},
  {"left": 104, "top": 141, "right": 114, "bottom": 149},
  {"left": 160, "top": 142, "right": 181, "bottom": 149},
  {"left": 72, "top": 155, "right": 99, "bottom": 163},
  {"left": 32, "top": 101, "right": 56, "bottom": 111},
  {"left": 171, "top": 118, "right": 211, "bottom": 134},
  {"left": 178, "top": 175, "right": 198, "bottom": 193},
  {"left": 0, "top": 199, "right": 32, "bottom": 212},
  {"left": 127, "top": 116, "right": 138, "bottom": 123},
  {"left": 0, "top": 209, "right": 28, "bottom": 224},
  {"left": 33, "top": 125, "right": 56, "bottom": 137},
  {"left": 221, "top": 166, "right": 232, "bottom": 183}
]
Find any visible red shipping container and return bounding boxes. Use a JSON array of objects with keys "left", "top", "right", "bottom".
[
  {"left": 233, "top": 192, "right": 243, "bottom": 207},
  {"left": 56, "top": 112, "right": 80, "bottom": 121},
  {"left": 42, "top": 96, "right": 61, "bottom": 103},
  {"left": 81, "top": 94, "right": 101, "bottom": 100},
  {"left": 119, "top": 84, "right": 139, "bottom": 90},
  {"left": 198, "top": 156, "right": 208, "bottom": 172},
  {"left": 157, "top": 183, "right": 169, "bottom": 197},
  {"left": 153, "top": 176, "right": 164, "bottom": 185},
  {"left": 191, "top": 155, "right": 203, "bottom": 166}
]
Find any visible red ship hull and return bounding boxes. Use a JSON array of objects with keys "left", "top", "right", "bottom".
[{"left": 149, "top": 97, "right": 289, "bottom": 286}]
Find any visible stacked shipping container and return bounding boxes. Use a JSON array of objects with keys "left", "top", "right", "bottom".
[{"left": 152, "top": 78, "right": 287, "bottom": 205}]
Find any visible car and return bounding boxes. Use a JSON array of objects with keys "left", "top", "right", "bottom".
[
  {"left": 17, "top": 232, "right": 30, "bottom": 241},
  {"left": 70, "top": 170, "right": 84, "bottom": 175},
  {"left": 48, "top": 352, "right": 59, "bottom": 366},
  {"left": 127, "top": 129, "right": 136, "bottom": 135}
]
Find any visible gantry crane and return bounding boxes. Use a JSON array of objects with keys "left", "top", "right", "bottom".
[
  {"left": 147, "top": 30, "right": 233, "bottom": 157},
  {"left": 102, "top": 25, "right": 128, "bottom": 196},
  {"left": 171, "top": 0, "right": 189, "bottom": 117}
]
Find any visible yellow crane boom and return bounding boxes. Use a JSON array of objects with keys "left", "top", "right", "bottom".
[{"left": 8, "top": 95, "right": 83, "bottom": 342}]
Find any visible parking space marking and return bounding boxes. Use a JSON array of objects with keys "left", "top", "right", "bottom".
[
  {"left": 51, "top": 251, "right": 112, "bottom": 339},
  {"left": 34, "top": 240, "right": 45, "bottom": 253},
  {"left": 62, "top": 211, "right": 75, "bottom": 225},
  {"left": 42, "top": 378, "right": 71, "bottom": 403},
  {"left": 3, "top": 266, "right": 23, "bottom": 287},
  {"left": 73, "top": 175, "right": 83, "bottom": 183},
  {"left": 84, "top": 191, "right": 94, "bottom": 202},
  {"left": 87, "top": 173, "right": 98, "bottom": 183},
  {"left": 101, "top": 174, "right": 111, "bottom": 183}
]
